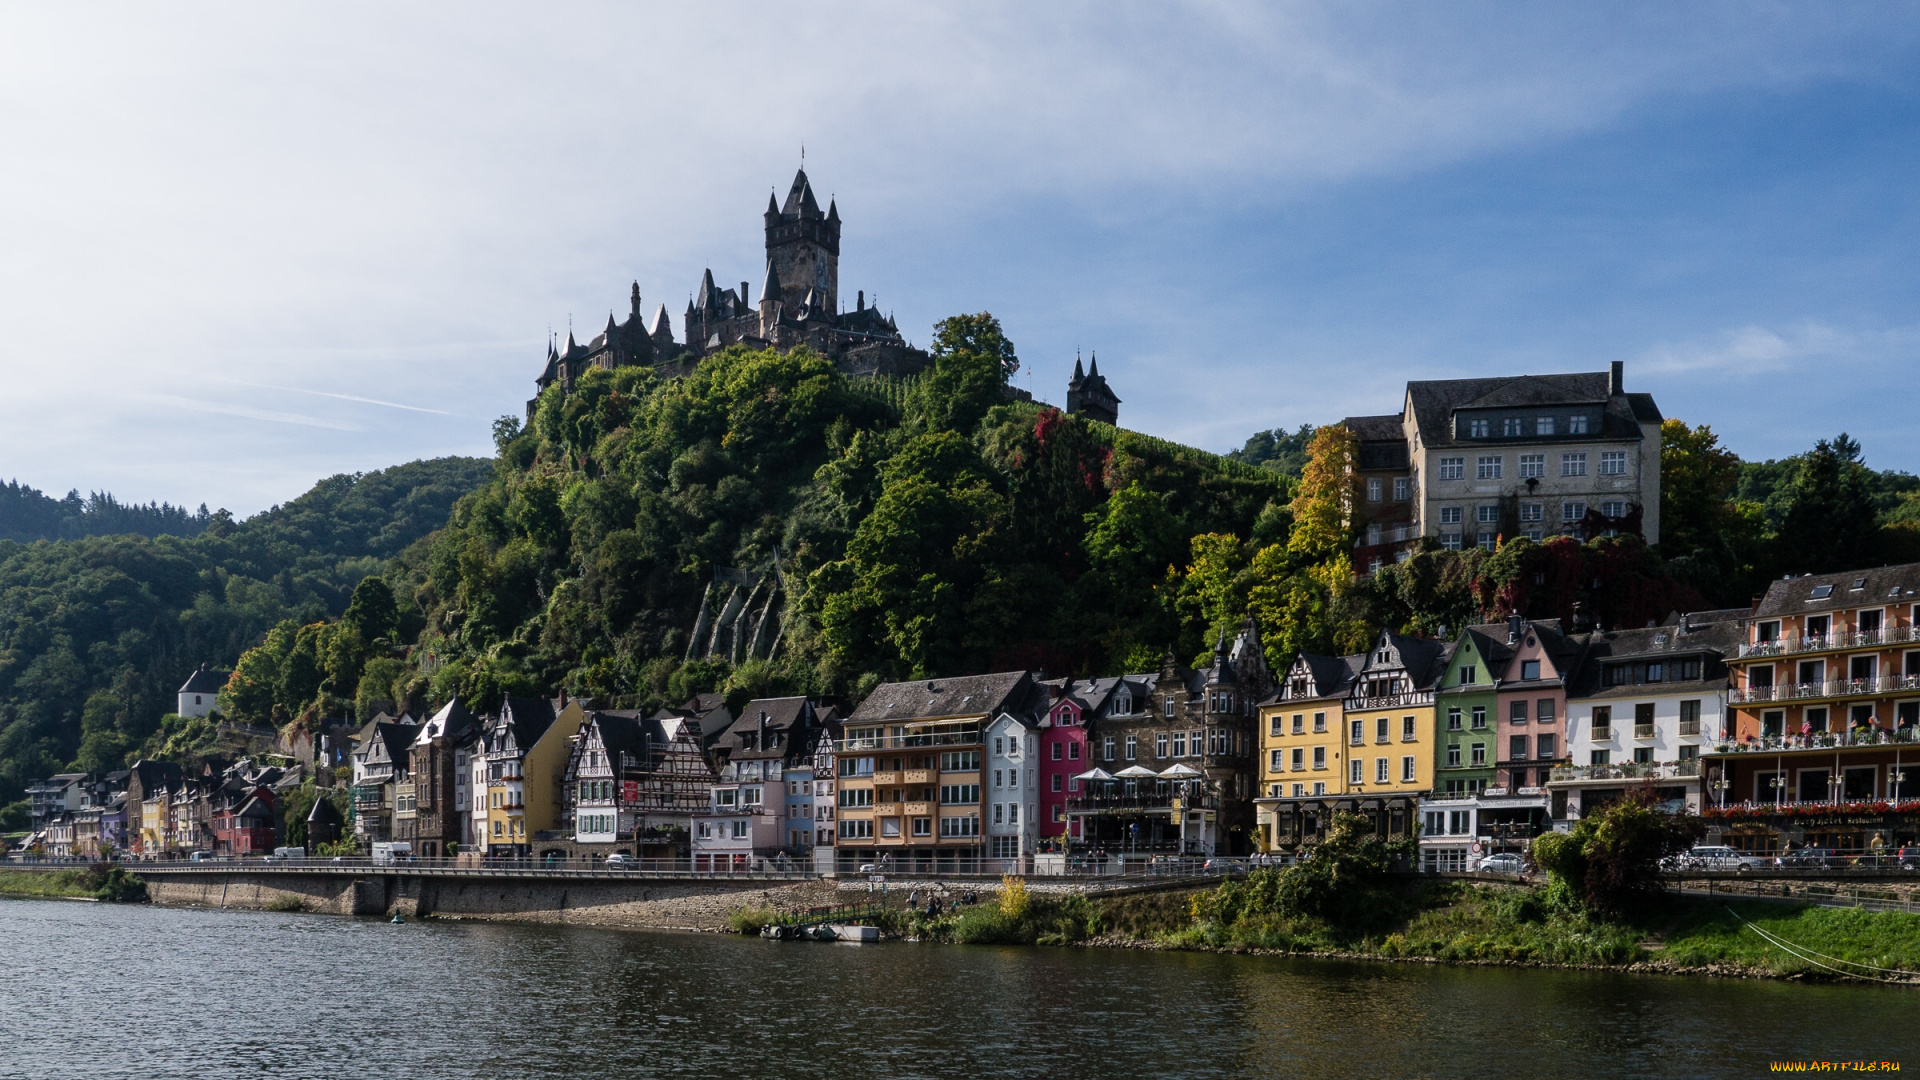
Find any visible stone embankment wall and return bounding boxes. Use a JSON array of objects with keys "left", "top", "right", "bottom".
[{"left": 142, "top": 872, "right": 841, "bottom": 931}]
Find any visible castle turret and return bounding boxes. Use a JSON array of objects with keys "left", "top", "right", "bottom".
[
  {"left": 765, "top": 168, "right": 839, "bottom": 321},
  {"left": 1067, "top": 351, "right": 1121, "bottom": 426}
]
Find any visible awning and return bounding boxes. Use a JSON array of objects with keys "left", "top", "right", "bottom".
[{"left": 1072, "top": 768, "right": 1115, "bottom": 781}]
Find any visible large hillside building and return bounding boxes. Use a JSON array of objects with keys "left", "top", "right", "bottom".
[{"left": 528, "top": 169, "right": 929, "bottom": 419}]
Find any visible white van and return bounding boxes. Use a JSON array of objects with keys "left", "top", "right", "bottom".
[{"left": 371, "top": 842, "right": 412, "bottom": 865}]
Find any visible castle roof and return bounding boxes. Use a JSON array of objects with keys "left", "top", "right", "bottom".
[{"left": 178, "top": 664, "right": 224, "bottom": 695}]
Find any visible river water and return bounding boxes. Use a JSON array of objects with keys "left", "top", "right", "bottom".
[{"left": 1, "top": 898, "right": 1913, "bottom": 1079}]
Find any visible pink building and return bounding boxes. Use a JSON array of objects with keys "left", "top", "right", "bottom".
[{"left": 1039, "top": 674, "right": 1159, "bottom": 847}]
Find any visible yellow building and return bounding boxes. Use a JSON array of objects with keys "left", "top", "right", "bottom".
[
  {"left": 1258, "top": 631, "right": 1450, "bottom": 851},
  {"left": 481, "top": 696, "right": 584, "bottom": 857}
]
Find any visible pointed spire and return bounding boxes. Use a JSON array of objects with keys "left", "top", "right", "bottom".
[
  {"left": 648, "top": 303, "right": 672, "bottom": 339},
  {"left": 630, "top": 281, "right": 641, "bottom": 317},
  {"left": 1072, "top": 355, "right": 1085, "bottom": 380},
  {"left": 766, "top": 190, "right": 779, "bottom": 216},
  {"left": 759, "top": 259, "right": 782, "bottom": 304},
  {"left": 826, "top": 198, "right": 839, "bottom": 223},
  {"left": 604, "top": 311, "right": 617, "bottom": 337},
  {"left": 1088, "top": 352, "right": 1099, "bottom": 378},
  {"left": 564, "top": 329, "right": 577, "bottom": 355}
]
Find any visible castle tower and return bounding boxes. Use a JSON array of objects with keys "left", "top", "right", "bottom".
[
  {"left": 764, "top": 169, "right": 839, "bottom": 320},
  {"left": 1066, "top": 352, "right": 1121, "bottom": 426}
]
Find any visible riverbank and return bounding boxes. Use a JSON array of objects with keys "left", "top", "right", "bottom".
[
  {"left": 774, "top": 879, "right": 1920, "bottom": 984},
  {"left": 0, "top": 865, "right": 145, "bottom": 902}
]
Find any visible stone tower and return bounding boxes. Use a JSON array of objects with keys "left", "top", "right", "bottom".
[
  {"left": 764, "top": 168, "right": 839, "bottom": 319},
  {"left": 1066, "top": 352, "right": 1121, "bottom": 426}
]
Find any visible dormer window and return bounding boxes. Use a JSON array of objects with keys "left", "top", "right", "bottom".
[
  {"left": 1470, "top": 419, "right": 1490, "bottom": 438},
  {"left": 1567, "top": 415, "right": 1589, "bottom": 435},
  {"left": 1502, "top": 418, "right": 1523, "bottom": 437},
  {"left": 1115, "top": 691, "right": 1131, "bottom": 714},
  {"left": 1536, "top": 416, "right": 1555, "bottom": 436},
  {"left": 1810, "top": 585, "right": 1835, "bottom": 600}
]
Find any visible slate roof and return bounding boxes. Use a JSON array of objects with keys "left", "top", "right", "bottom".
[
  {"left": 848, "top": 671, "right": 1038, "bottom": 724},
  {"left": 717, "top": 697, "right": 820, "bottom": 763},
  {"left": 1566, "top": 615, "right": 1741, "bottom": 699},
  {"left": 177, "top": 664, "right": 225, "bottom": 695},
  {"left": 1750, "top": 563, "right": 1920, "bottom": 619},
  {"left": 1405, "top": 372, "right": 1662, "bottom": 450},
  {"left": 498, "top": 696, "right": 558, "bottom": 750},
  {"left": 307, "top": 793, "right": 344, "bottom": 826}
]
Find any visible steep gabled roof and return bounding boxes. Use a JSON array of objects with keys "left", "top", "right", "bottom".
[
  {"left": 178, "top": 664, "right": 225, "bottom": 695},
  {"left": 849, "top": 671, "right": 1037, "bottom": 724},
  {"left": 1751, "top": 562, "right": 1920, "bottom": 619}
]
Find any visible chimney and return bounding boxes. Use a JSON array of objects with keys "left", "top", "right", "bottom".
[
  {"left": 1609, "top": 361, "right": 1624, "bottom": 396},
  {"left": 1507, "top": 614, "right": 1523, "bottom": 645},
  {"left": 741, "top": 281, "right": 751, "bottom": 308},
  {"left": 857, "top": 290, "right": 865, "bottom": 312}
]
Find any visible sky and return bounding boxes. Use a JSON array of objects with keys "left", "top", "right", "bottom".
[{"left": 2, "top": 3, "right": 1917, "bottom": 515}]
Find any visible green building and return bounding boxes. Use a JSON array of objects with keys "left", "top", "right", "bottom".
[{"left": 1419, "top": 628, "right": 1508, "bottom": 870}]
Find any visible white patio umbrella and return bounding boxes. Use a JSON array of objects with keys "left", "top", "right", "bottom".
[
  {"left": 1114, "top": 765, "right": 1160, "bottom": 778},
  {"left": 1072, "top": 768, "right": 1116, "bottom": 781},
  {"left": 1158, "top": 763, "right": 1204, "bottom": 778}
]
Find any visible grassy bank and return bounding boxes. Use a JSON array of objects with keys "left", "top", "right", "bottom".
[
  {"left": 0, "top": 865, "right": 147, "bottom": 903},
  {"left": 724, "top": 881, "right": 1920, "bottom": 983}
]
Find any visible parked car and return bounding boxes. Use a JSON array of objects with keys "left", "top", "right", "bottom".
[
  {"left": 603, "top": 854, "right": 634, "bottom": 868},
  {"left": 1679, "top": 845, "right": 1767, "bottom": 872},
  {"left": 1775, "top": 847, "right": 1838, "bottom": 869},
  {"left": 1476, "top": 852, "right": 1526, "bottom": 875}
]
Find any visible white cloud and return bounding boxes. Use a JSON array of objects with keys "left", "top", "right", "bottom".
[
  {"left": 1636, "top": 323, "right": 1920, "bottom": 377},
  {"left": 0, "top": 3, "right": 1910, "bottom": 508}
]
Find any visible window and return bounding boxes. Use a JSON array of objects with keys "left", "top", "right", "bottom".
[
  {"left": 1476, "top": 505, "right": 1500, "bottom": 524},
  {"left": 1051, "top": 774, "right": 1062, "bottom": 792},
  {"left": 1568, "top": 414, "right": 1589, "bottom": 435},
  {"left": 1124, "top": 735, "right": 1137, "bottom": 761},
  {"left": 1591, "top": 705, "right": 1612, "bottom": 738},
  {"left": 1509, "top": 735, "right": 1528, "bottom": 761},
  {"left": 1008, "top": 804, "right": 1018, "bottom": 825},
  {"left": 1440, "top": 506, "right": 1463, "bottom": 525},
  {"left": 992, "top": 769, "right": 1003, "bottom": 790},
  {"left": 742, "top": 787, "right": 762, "bottom": 806},
  {"left": 1172, "top": 732, "right": 1187, "bottom": 757},
  {"left": 1402, "top": 756, "right": 1417, "bottom": 782},
  {"left": 1441, "top": 532, "right": 1462, "bottom": 550},
  {"left": 1190, "top": 731, "right": 1204, "bottom": 756},
  {"left": 1459, "top": 666, "right": 1477, "bottom": 685},
  {"left": 838, "top": 819, "right": 872, "bottom": 840},
  {"left": 880, "top": 817, "right": 901, "bottom": 837},
  {"left": 1470, "top": 706, "right": 1487, "bottom": 729},
  {"left": 1562, "top": 501, "right": 1587, "bottom": 523},
  {"left": 1312, "top": 746, "right": 1326, "bottom": 770},
  {"left": 1270, "top": 749, "right": 1285, "bottom": 774},
  {"left": 1050, "top": 743, "right": 1062, "bottom": 761},
  {"left": 839, "top": 788, "right": 873, "bottom": 809},
  {"left": 912, "top": 817, "right": 932, "bottom": 836},
  {"left": 1536, "top": 699, "right": 1555, "bottom": 723},
  {"left": 716, "top": 789, "right": 738, "bottom": 807},
  {"left": 1439, "top": 457, "right": 1465, "bottom": 480},
  {"left": 1470, "top": 419, "right": 1490, "bottom": 438},
  {"left": 1377, "top": 717, "right": 1390, "bottom": 743},
  {"left": 1519, "top": 453, "right": 1545, "bottom": 479},
  {"left": 939, "top": 815, "right": 980, "bottom": 838},
  {"left": 1471, "top": 743, "right": 1486, "bottom": 766},
  {"left": 1068, "top": 742, "right": 1079, "bottom": 760},
  {"left": 1519, "top": 503, "right": 1543, "bottom": 523},
  {"left": 1679, "top": 699, "right": 1702, "bottom": 736},
  {"left": 1477, "top": 456, "right": 1503, "bottom": 480},
  {"left": 993, "top": 736, "right": 1004, "bottom": 756},
  {"left": 1367, "top": 478, "right": 1382, "bottom": 502},
  {"left": 1291, "top": 747, "right": 1304, "bottom": 771},
  {"left": 1633, "top": 747, "right": 1653, "bottom": 765},
  {"left": 992, "top": 803, "right": 1003, "bottom": 825},
  {"left": 1678, "top": 744, "right": 1699, "bottom": 762},
  {"left": 1536, "top": 416, "right": 1555, "bottom": 436},
  {"left": 1403, "top": 715, "right": 1417, "bottom": 740},
  {"left": 1600, "top": 450, "right": 1627, "bottom": 476},
  {"left": 1351, "top": 759, "right": 1364, "bottom": 784},
  {"left": 1600, "top": 500, "right": 1626, "bottom": 518},
  {"left": 1367, "top": 757, "right": 1384, "bottom": 783},
  {"left": 939, "top": 784, "right": 980, "bottom": 805},
  {"left": 1156, "top": 733, "right": 1169, "bottom": 758},
  {"left": 1393, "top": 477, "right": 1411, "bottom": 501},
  {"left": 1350, "top": 719, "right": 1365, "bottom": 745},
  {"left": 1502, "top": 418, "right": 1523, "bottom": 437},
  {"left": 1447, "top": 708, "right": 1462, "bottom": 731},
  {"left": 1164, "top": 698, "right": 1175, "bottom": 717},
  {"left": 731, "top": 820, "right": 748, "bottom": 839},
  {"left": 1561, "top": 452, "right": 1587, "bottom": 477},
  {"left": 1590, "top": 749, "right": 1610, "bottom": 766},
  {"left": 1103, "top": 736, "right": 1115, "bottom": 761},
  {"left": 1447, "top": 745, "right": 1461, "bottom": 767},
  {"left": 1478, "top": 530, "right": 1496, "bottom": 552},
  {"left": 1536, "top": 733, "right": 1556, "bottom": 759},
  {"left": 940, "top": 751, "right": 980, "bottom": 772},
  {"left": 1313, "top": 712, "right": 1326, "bottom": 733}
]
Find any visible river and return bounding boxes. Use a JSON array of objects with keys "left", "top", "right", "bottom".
[{"left": 1, "top": 898, "right": 1912, "bottom": 1079}]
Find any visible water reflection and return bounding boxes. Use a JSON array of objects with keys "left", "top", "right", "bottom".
[{"left": 0, "top": 899, "right": 1911, "bottom": 1080}]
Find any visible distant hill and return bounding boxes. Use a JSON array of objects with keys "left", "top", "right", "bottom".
[
  {"left": 0, "top": 456, "right": 494, "bottom": 801},
  {"left": 0, "top": 481, "right": 212, "bottom": 543}
]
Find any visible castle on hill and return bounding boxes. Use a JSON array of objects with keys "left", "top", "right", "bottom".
[
  {"left": 529, "top": 169, "right": 931, "bottom": 419},
  {"left": 528, "top": 167, "right": 1121, "bottom": 427}
]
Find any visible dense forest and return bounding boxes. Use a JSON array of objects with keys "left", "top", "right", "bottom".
[
  {"left": 4, "top": 317, "right": 1919, "bottom": 815},
  {"left": 0, "top": 481, "right": 214, "bottom": 543},
  {"left": 0, "top": 458, "right": 493, "bottom": 801}
]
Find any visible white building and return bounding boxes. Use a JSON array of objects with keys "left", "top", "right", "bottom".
[
  {"left": 984, "top": 710, "right": 1039, "bottom": 867},
  {"left": 176, "top": 664, "right": 224, "bottom": 718},
  {"left": 691, "top": 697, "right": 825, "bottom": 871},
  {"left": 1554, "top": 612, "right": 1739, "bottom": 822}
]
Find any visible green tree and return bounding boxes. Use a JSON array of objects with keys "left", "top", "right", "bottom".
[
  {"left": 1287, "top": 424, "right": 1358, "bottom": 564},
  {"left": 1776, "top": 434, "right": 1878, "bottom": 574}
]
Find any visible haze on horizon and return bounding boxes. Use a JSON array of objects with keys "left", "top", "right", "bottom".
[{"left": 2, "top": 3, "right": 1917, "bottom": 515}]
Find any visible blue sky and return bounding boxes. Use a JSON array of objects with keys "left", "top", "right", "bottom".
[{"left": 1, "top": 4, "right": 1917, "bottom": 513}]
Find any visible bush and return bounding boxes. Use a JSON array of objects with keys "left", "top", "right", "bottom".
[
  {"left": 725, "top": 906, "right": 776, "bottom": 935},
  {"left": 266, "top": 895, "right": 307, "bottom": 912},
  {"left": 1532, "top": 790, "right": 1696, "bottom": 916},
  {"left": 998, "top": 875, "right": 1030, "bottom": 920}
]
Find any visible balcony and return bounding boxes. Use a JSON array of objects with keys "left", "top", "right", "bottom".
[
  {"left": 1346, "top": 690, "right": 1436, "bottom": 712},
  {"left": 1737, "top": 625, "right": 1918, "bottom": 659},
  {"left": 1712, "top": 728, "right": 1920, "bottom": 754},
  {"left": 1551, "top": 760, "right": 1700, "bottom": 783},
  {"left": 1066, "top": 792, "right": 1219, "bottom": 814},
  {"left": 1678, "top": 720, "right": 1701, "bottom": 736},
  {"left": 1730, "top": 674, "right": 1920, "bottom": 704},
  {"left": 1591, "top": 726, "right": 1612, "bottom": 740},
  {"left": 1634, "top": 724, "right": 1656, "bottom": 740},
  {"left": 871, "top": 771, "right": 900, "bottom": 786},
  {"left": 834, "top": 727, "right": 982, "bottom": 753},
  {"left": 903, "top": 769, "right": 934, "bottom": 784},
  {"left": 901, "top": 801, "right": 932, "bottom": 816}
]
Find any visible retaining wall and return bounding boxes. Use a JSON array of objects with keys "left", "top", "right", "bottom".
[{"left": 141, "top": 871, "right": 841, "bottom": 930}]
